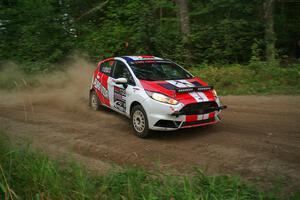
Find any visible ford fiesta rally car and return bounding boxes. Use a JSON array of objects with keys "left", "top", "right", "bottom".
[{"left": 89, "top": 55, "right": 227, "bottom": 138}]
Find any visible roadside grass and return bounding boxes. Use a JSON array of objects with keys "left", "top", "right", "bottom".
[
  {"left": 191, "top": 61, "right": 300, "bottom": 95},
  {"left": 0, "top": 132, "right": 299, "bottom": 200},
  {"left": 0, "top": 63, "right": 39, "bottom": 90}
]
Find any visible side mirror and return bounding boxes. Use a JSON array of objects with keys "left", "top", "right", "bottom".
[{"left": 115, "top": 78, "right": 128, "bottom": 84}]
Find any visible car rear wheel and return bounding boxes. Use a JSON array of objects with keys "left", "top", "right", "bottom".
[
  {"left": 90, "top": 90, "right": 101, "bottom": 111},
  {"left": 131, "top": 105, "right": 151, "bottom": 138}
]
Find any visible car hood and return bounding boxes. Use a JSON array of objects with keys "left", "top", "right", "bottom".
[{"left": 139, "top": 77, "right": 216, "bottom": 105}]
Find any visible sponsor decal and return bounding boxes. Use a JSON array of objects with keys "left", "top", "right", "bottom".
[
  {"left": 176, "top": 86, "right": 212, "bottom": 93},
  {"left": 186, "top": 115, "right": 198, "bottom": 122},
  {"left": 113, "top": 86, "right": 126, "bottom": 112},
  {"left": 185, "top": 113, "right": 214, "bottom": 122},
  {"left": 129, "top": 60, "right": 171, "bottom": 65},
  {"left": 101, "top": 66, "right": 111, "bottom": 74},
  {"left": 93, "top": 78, "right": 101, "bottom": 91},
  {"left": 93, "top": 78, "right": 108, "bottom": 99}
]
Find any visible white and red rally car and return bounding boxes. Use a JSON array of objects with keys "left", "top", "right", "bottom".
[{"left": 89, "top": 55, "right": 226, "bottom": 138}]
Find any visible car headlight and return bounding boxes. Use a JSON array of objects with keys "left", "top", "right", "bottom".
[
  {"left": 146, "top": 91, "right": 178, "bottom": 105},
  {"left": 212, "top": 89, "right": 218, "bottom": 97}
]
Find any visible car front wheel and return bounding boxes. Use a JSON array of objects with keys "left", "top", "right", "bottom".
[{"left": 131, "top": 105, "right": 151, "bottom": 138}]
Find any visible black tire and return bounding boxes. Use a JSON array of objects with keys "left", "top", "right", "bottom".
[
  {"left": 89, "top": 90, "right": 101, "bottom": 111},
  {"left": 130, "top": 105, "right": 151, "bottom": 138}
]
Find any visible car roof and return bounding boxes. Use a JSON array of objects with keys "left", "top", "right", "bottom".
[{"left": 118, "top": 55, "right": 164, "bottom": 63}]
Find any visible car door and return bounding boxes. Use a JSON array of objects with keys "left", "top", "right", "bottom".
[
  {"left": 108, "top": 60, "right": 136, "bottom": 114},
  {"left": 94, "top": 59, "right": 115, "bottom": 107}
]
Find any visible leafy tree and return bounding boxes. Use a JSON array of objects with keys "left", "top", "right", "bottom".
[
  {"left": 0, "top": 0, "right": 299, "bottom": 70},
  {"left": 0, "top": 0, "right": 75, "bottom": 65}
]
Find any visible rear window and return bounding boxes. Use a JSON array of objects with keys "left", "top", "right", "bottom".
[{"left": 100, "top": 60, "right": 115, "bottom": 76}]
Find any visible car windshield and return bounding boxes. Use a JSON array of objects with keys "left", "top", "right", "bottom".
[{"left": 129, "top": 61, "right": 193, "bottom": 81}]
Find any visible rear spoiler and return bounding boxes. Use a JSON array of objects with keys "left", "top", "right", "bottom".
[{"left": 175, "top": 86, "right": 213, "bottom": 93}]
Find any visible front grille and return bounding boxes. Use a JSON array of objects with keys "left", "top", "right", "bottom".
[
  {"left": 154, "top": 120, "right": 181, "bottom": 128},
  {"left": 179, "top": 101, "right": 218, "bottom": 115},
  {"left": 182, "top": 118, "right": 214, "bottom": 127}
]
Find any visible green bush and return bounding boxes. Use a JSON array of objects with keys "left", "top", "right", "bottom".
[{"left": 191, "top": 62, "right": 300, "bottom": 95}]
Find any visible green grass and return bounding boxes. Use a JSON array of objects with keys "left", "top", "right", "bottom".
[
  {"left": 0, "top": 132, "right": 299, "bottom": 200},
  {"left": 0, "top": 63, "right": 39, "bottom": 90},
  {"left": 191, "top": 61, "right": 300, "bottom": 95}
]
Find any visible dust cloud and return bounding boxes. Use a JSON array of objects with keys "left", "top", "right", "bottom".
[{"left": 0, "top": 55, "right": 96, "bottom": 113}]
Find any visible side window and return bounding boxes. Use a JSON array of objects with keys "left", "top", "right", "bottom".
[
  {"left": 113, "top": 61, "right": 135, "bottom": 85},
  {"left": 100, "top": 60, "right": 115, "bottom": 76}
]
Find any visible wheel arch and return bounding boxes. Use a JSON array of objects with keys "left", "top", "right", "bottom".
[{"left": 130, "top": 101, "right": 142, "bottom": 116}]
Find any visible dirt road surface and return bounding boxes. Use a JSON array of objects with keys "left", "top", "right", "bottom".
[{"left": 0, "top": 95, "right": 300, "bottom": 190}]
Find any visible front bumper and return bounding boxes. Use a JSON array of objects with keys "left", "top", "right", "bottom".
[
  {"left": 142, "top": 97, "right": 226, "bottom": 131},
  {"left": 152, "top": 117, "right": 219, "bottom": 130}
]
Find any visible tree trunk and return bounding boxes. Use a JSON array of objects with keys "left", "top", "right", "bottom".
[
  {"left": 264, "top": 0, "right": 276, "bottom": 62},
  {"left": 176, "top": 0, "right": 191, "bottom": 64},
  {"left": 176, "top": 0, "right": 190, "bottom": 35}
]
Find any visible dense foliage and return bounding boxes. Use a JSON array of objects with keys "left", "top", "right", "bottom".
[
  {"left": 1, "top": 0, "right": 300, "bottom": 69},
  {"left": 191, "top": 62, "right": 300, "bottom": 95},
  {"left": 1, "top": 132, "right": 298, "bottom": 200}
]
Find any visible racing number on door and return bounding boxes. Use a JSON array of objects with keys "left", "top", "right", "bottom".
[
  {"left": 113, "top": 86, "right": 126, "bottom": 112},
  {"left": 112, "top": 61, "right": 135, "bottom": 113}
]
